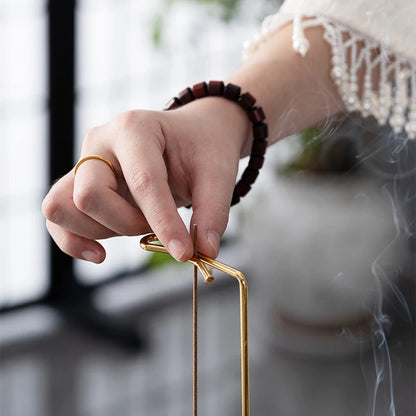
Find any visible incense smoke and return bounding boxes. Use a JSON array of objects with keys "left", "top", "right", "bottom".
[{"left": 355, "top": 118, "right": 415, "bottom": 416}]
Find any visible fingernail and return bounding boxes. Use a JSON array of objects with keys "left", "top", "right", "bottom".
[
  {"left": 207, "top": 230, "right": 220, "bottom": 255},
  {"left": 167, "top": 239, "right": 186, "bottom": 261},
  {"left": 82, "top": 250, "right": 99, "bottom": 263}
]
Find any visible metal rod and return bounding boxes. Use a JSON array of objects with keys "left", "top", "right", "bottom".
[
  {"left": 193, "top": 225, "right": 198, "bottom": 416},
  {"left": 198, "top": 254, "right": 250, "bottom": 416}
]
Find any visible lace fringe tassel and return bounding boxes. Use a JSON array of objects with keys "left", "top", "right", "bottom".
[{"left": 244, "top": 14, "right": 416, "bottom": 139}]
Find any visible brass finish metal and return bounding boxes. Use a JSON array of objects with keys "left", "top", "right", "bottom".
[
  {"left": 74, "top": 155, "right": 116, "bottom": 175},
  {"left": 140, "top": 234, "right": 214, "bottom": 284},
  {"left": 193, "top": 225, "right": 198, "bottom": 416},
  {"left": 140, "top": 233, "right": 250, "bottom": 416}
]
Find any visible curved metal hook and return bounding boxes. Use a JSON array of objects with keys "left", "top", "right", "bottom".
[{"left": 140, "top": 233, "right": 214, "bottom": 284}]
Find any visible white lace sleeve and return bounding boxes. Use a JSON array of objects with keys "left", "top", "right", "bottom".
[{"left": 244, "top": 14, "right": 416, "bottom": 139}]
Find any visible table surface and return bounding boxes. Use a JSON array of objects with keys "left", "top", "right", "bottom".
[{"left": 1, "top": 262, "right": 414, "bottom": 416}]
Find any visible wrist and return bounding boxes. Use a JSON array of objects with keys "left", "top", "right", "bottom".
[
  {"left": 227, "top": 23, "right": 343, "bottom": 145},
  {"left": 179, "top": 95, "right": 253, "bottom": 157},
  {"left": 165, "top": 80, "right": 269, "bottom": 205}
]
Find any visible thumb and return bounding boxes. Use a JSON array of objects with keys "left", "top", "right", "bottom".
[{"left": 190, "top": 162, "right": 238, "bottom": 258}]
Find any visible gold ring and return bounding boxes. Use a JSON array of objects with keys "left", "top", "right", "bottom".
[{"left": 74, "top": 155, "right": 116, "bottom": 176}]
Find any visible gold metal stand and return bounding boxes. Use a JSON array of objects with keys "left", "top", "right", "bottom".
[{"left": 140, "top": 233, "right": 250, "bottom": 416}]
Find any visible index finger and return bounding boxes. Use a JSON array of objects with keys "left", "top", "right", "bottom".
[{"left": 116, "top": 132, "right": 193, "bottom": 262}]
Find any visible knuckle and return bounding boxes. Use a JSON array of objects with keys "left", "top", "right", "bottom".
[
  {"left": 151, "top": 211, "right": 170, "bottom": 234},
  {"left": 113, "top": 110, "right": 163, "bottom": 142},
  {"left": 129, "top": 168, "right": 154, "bottom": 197},
  {"left": 42, "top": 193, "right": 64, "bottom": 224},
  {"left": 83, "top": 126, "right": 101, "bottom": 147},
  {"left": 73, "top": 184, "right": 99, "bottom": 214},
  {"left": 114, "top": 110, "right": 149, "bottom": 133}
]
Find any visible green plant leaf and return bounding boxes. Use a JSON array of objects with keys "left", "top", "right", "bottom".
[{"left": 147, "top": 251, "right": 178, "bottom": 269}]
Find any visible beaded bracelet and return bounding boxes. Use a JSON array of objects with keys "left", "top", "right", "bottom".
[{"left": 165, "top": 80, "right": 268, "bottom": 206}]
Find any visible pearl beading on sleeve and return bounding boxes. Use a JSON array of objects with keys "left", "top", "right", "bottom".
[{"left": 244, "top": 13, "right": 416, "bottom": 139}]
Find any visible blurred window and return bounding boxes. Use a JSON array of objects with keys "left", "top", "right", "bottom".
[
  {"left": 1, "top": 0, "right": 271, "bottom": 305},
  {"left": 1, "top": 0, "right": 49, "bottom": 307},
  {"left": 74, "top": 0, "right": 265, "bottom": 284}
]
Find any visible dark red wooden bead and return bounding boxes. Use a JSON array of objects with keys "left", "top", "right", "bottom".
[
  {"left": 249, "top": 106, "right": 265, "bottom": 123},
  {"left": 166, "top": 81, "right": 268, "bottom": 207},
  {"left": 231, "top": 193, "right": 241, "bottom": 206},
  {"left": 165, "top": 97, "right": 181, "bottom": 110},
  {"left": 253, "top": 122, "right": 268, "bottom": 140},
  {"left": 177, "top": 87, "right": 195, "bottom": 105},
  {"left": 234, "top": 180, "right": 251, "bottom": 197},
  {"left": 251, "top": 139, "right": 267, "bottom": 156},
  {"left": 208, "top": 80, "right": 224, "bottom": 96},
  {"left": 242, "top": 168, "right": 259, "bottom": 184},
  {"left": 239, "top": 92, "right": 256, "bottom": 110},
  {"left": 192, "top": 82, "right": 208, "bottom": 98},
  {"left": 248, "top": 155, "right": 264, "bottom": 170},
  {"left": 223, "top": 83, "right": 241, "bottom": 101}
]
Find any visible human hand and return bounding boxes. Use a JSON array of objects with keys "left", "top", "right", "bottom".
[
  {"left": 42, "top": 97, "right": 250, "bottom": 263},
  {"left": 43, "top": 23, "right": 343, "bottom": 264}
]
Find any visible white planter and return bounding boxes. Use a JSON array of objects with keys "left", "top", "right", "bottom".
[{"left": 241, "top": 173, "right": 406, "bottom": 356}]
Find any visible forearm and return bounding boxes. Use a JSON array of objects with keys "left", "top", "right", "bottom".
[{"left": 226, "top": 23, "right": 344, "bottom": 155}]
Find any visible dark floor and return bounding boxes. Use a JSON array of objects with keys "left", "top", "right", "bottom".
[{"left": 1, "top": 263, "right": 414, "bottom": 416}]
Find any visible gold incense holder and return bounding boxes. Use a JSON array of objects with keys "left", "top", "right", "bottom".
[{"left": 140, "top": 233, "right": 250, "bottom": 416}]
